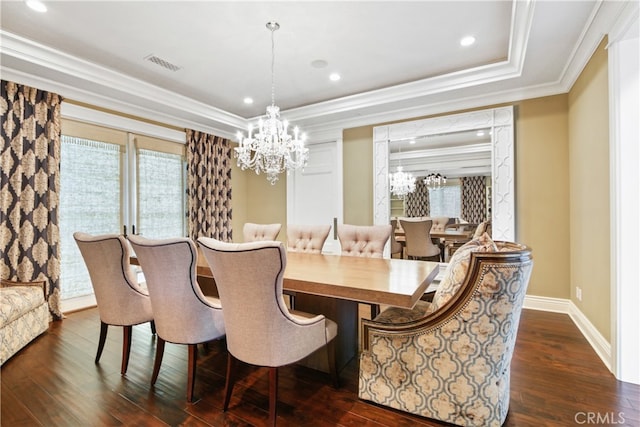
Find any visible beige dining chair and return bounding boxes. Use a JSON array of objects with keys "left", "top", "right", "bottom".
[
  {"left": 337, "top": 224, "right": 392, "bottom": 318},
  {"left": 389, "top": 219, "right": 404, "bottom": 258},
  {"left": 127, "top": 235, "right": 226, "bottom": 403},
  {"left": 243, "top": 222, "right": 282, "bottom": 242},
  {"left": 73, "top": 232, "right": 155, "bottom": 375},
  {"left": 197, "top": 238, "right": 338, "bottom": 427},
  {"left": 400, "top": 219, "right": 441, "bottom": 262},
  {"left": 286, "top": 224, "right": 331, "bottom": 254},
  {"left": 337, "top": 224, "right": 391, "bottom": 258}
]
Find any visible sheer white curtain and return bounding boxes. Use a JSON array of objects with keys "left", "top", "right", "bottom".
[
  {"left": 137, "top": 148, "right": 185, "bottom": 239},
  {"left": 59, "top": 136, "right": 123, "bottom": 299},
  {"left": 428, "top": 185, "right": 461, "bottom": 218}
]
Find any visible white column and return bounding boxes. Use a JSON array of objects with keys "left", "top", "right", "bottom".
[{"left": 608, "top": 9, "right": 639, "bottom": 384}]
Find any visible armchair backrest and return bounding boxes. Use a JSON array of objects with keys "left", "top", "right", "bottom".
[
  {"left": 360, "top": 239, "right": 533, "bottom": 426},
  {"left": 73, "top": 232, "right": 152, "bottom": 326},
  {"left": 286, "top": 224, "right": 331, "bottom": 254},
  {"left": 197, "top": 238, "right": 329, "bottom": 366},
  {"left": 243, "top": 222, "right": 282, "bottom": 242},
  {"left": 337, "top": 224, "right": 391, "bottom": 258}
]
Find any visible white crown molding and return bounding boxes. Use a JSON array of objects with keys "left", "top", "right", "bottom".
[
  {"left": 559, "top": 0, "right": 629, "bottom": 92},
  {"left": 0, "top": 30, "right": 244, "bottom": 135},
  {"left": 0, "top": 0, "right": 623, "bottom": 140}
]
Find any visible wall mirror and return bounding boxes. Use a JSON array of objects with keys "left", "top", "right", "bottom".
[{"left": 373, "top": 106, "right": 515, "bottom": 241}]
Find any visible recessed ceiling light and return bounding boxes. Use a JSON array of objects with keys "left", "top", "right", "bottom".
[
  {"left": 460, "top": 36, "right": 476, "bottom": 47},
  {"left": 476, "top": 130, "right": 485, "bottom": 137},
  {"left": 26, "top": 0, "right": 47, "bottom": 12},
  {"left": 409, "top": 139, "right": 416, "bottom": 144},
  {"left": 243, "top": 97, "right": 253, "bottom": 105},
  {"left": 329, "top": 73, "right": 341, "bottom": 82}
]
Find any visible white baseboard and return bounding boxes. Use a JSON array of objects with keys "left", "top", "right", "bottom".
[{"left": 524, "top": 295, "right": 612, "bottom": 371}]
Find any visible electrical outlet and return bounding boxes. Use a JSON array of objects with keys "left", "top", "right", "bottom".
[{"left": 576, "top": 287, "right": 582, "bottom": 301}]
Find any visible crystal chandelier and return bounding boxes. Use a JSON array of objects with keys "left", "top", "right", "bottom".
[
  {"left": 235, "top": 22, "right": 309, "bottom": 185},
  {"left": 389, "top": 166, "right": 416, "bottom": 198},
  {"left": 424, "top": 173, "right": 447, "bottom": 189}
]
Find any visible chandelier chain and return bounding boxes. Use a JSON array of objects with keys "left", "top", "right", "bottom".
[{"left": 270, "top": 24, "right": 276, "bottom": 107}]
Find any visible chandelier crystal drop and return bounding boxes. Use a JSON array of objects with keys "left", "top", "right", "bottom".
[
  {"left": 424, "top": 173, "right": 447, "bottom": 189},
  {"left": 389, "top": 166, "right": 416, "bottom": 198},
  {"left": 235, "top": 22, "right": 309, "bottom": 185}
]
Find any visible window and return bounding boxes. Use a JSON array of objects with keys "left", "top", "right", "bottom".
[
  {"left": 59, "top": 137, "right": 124, "bottom": 299},
  {"left": 137, "top": 148, "right": 185, "bottom": 239},
  {"left": 428, "top": 184, "right": 461, "bottom": 218},
  {"left": 58, "top": 120, "right": 185, "bottom": 300}
]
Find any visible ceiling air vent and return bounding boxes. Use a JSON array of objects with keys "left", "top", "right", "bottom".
[{"left": 144, "top": 54, "right": 181, "bottom": 72}]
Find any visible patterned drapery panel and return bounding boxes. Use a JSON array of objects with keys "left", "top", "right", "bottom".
[
  {"left": 461, "top": 176, "right": 487, "bottom": 223},
  {"left": 1, "top": 80, "right": 63, "bottom": 319},
  {"left": 186, "top": 129, "right": 232, "bottom": 241},
  {"left": 405, "top": 178, "right": 430, "bottom": 217}
]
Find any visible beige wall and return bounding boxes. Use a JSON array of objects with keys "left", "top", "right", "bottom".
[
  {"left": 232, "top": 164, "right": 287, "bottom": 243},
  {"left": 343, "top": 127, "right": 374, "bottom": 225},
  {"left": 513, "top": 95, "right": 571, "bottom": 299},
  {"left": 568, "top": 39, "right": 610, "bottom": 340}
]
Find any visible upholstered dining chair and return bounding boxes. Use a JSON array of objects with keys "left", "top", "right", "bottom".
[
  {"left": 337, "top": 224, "right": 392, "bottom": 318},
  {"left": 286, "top": 224, "right": 331, "bottom": 254},
  {"left": 400, "top": 219, "right": 441, "bottom": 262},
  {"left": 389, "top": 219, "right": 404, "bottom": 258},
  {"left": 336, "top": 224, "right": 391, "bottom": 258},
  {"left": 359, "top": 236, "right": 533, "bottom": 427},
  {"left": 73, "top": 232, "right": 155, "bottom": 375},
  {"left": 197, "top": 238, "right": 338, "bottom": 427},
  {"left": 243, "top": 222, "right": 282, "bottom": 242},
  {"left": 127, "top": 235, "right": 226, "bottom": 403}
]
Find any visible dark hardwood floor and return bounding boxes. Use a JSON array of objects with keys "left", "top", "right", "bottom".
[{"left": 1, "top": 308, "right": 638, "bottom": 426}]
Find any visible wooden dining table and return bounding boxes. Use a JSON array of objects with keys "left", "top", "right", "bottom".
[{"left": 136, "top": 250, "right": 439, "bottom": 372}]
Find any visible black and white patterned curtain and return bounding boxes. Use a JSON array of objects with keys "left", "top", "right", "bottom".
[
  {"left": 461, "top": 176, "right": 487, "bottom": 223},
  {"left": 186, "top": 129, "right": 232, "bottom": 241},
  {"left": 1, "top": 80, "right": 63, "bottom": 319},
  {"left": 405, "top": 178, "right": 430, "bottom": 217}
]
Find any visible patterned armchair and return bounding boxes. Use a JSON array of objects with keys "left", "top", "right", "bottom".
[{"left": 359, "top": 238, "right": 532, "bottom": 427}]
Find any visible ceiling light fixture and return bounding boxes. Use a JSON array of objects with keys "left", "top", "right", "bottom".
[
  {"left": 26, "top": 0, "right": 47, "bottom": 12},
  {"left": 243, "top": 97, "right": 254, "bottom": 104},
  {"left": 329, "top": 73, "right": 341, "bottom": 81},
  {"left": 389, "top": 142, "right": 416, "bottom": 198},
  {"left": 424, "top": 173, "right": 447, "bottom": 189},
  {"left": 235, "top": 22, "right": 309, "bottom": 185},
  {"left": 460, "top": 36, "right": 476, "bottom": 47}
]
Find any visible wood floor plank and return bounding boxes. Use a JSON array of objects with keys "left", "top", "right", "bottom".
[{"left": 1, "top": 308, "right": 639, "bottom": 426}]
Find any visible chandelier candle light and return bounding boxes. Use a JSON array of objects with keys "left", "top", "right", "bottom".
[
  {"left": 235, "top": 22, "right": 309, "bottom": 185},
  {"left": 424, "top": 173, "right": 447, "bottom": 189}
]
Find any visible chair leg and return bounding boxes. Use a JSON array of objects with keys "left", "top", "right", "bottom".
[
  {"left": 121, "top": 325, "right": 132, "bottom": 375},
  {"left": 370, "top": 304, "right": 380, "bottom": 319},
  {"left": 327, "top": 339, "right": 339, "bottom": 388},
  {"left": 269, "top": 367, "right": 278, "bottom": 427},
  {"left": 151, "top": 337, "right": 165, "bottom": 385},
  {"left": 150, "top": 320, "right": 156, "bottom": 335},
  {"left": 223, "top": 353, "right": 237, "bottom": 411},
  {"left": 187, "top": 344, "right": 198, "bottom": 403},
  {"left": 95, "top": 321, "right": 108, "bottom": 364}
]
